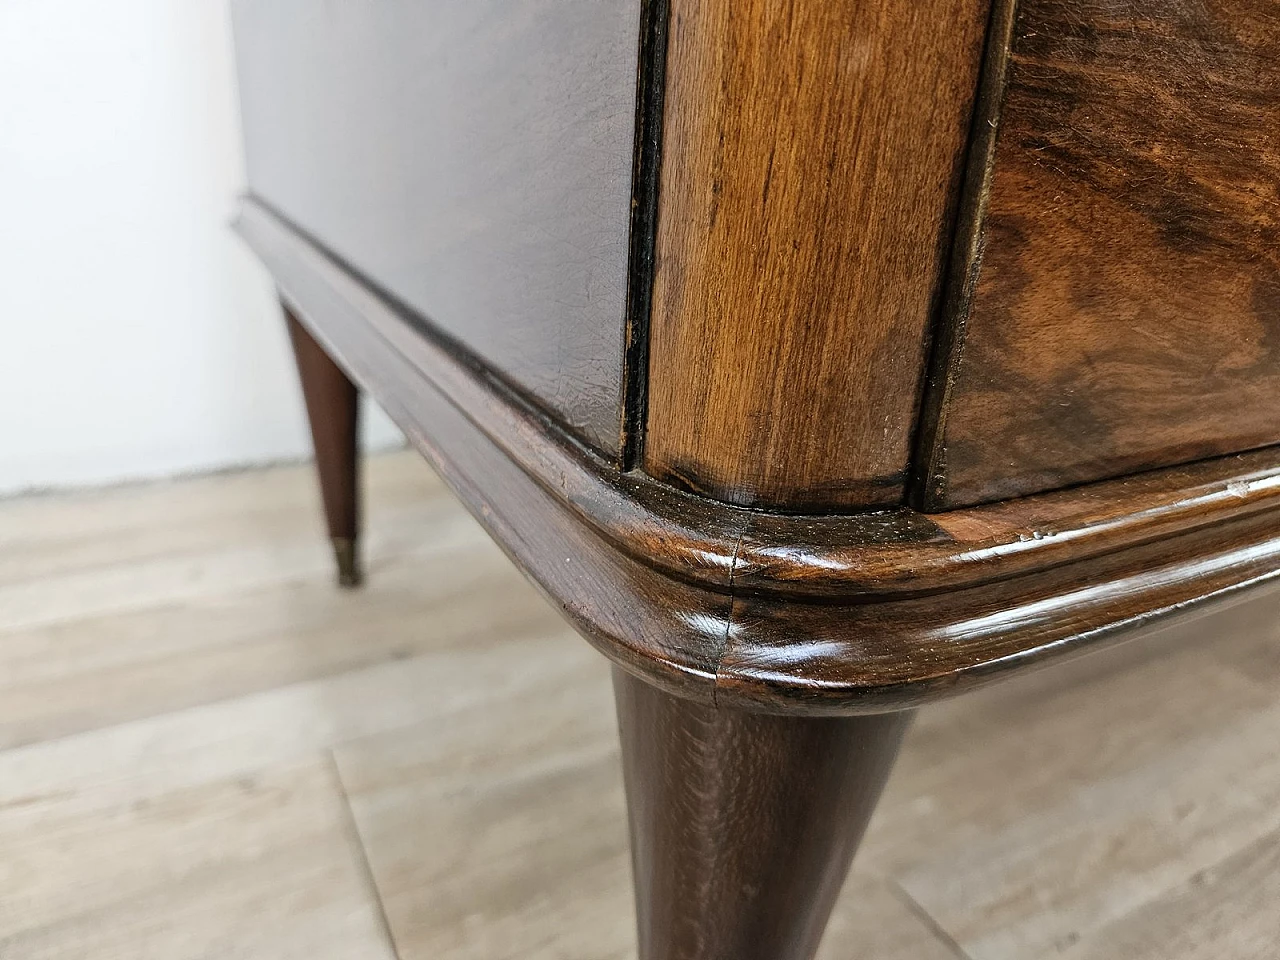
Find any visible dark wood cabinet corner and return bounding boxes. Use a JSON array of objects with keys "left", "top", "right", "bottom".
[{"left": 232, "top": 0, "right": 1280, "bottom": 955}]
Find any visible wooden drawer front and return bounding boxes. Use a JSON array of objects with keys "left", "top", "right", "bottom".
[
  {"left": 923, "top": 0, "right": 1280, "bottom": 509},
  {"left": 231, "top": 0, "right": 641, "bottom": 456}
]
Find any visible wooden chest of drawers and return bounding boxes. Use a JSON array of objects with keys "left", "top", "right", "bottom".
[{"left": 230, "top": 1, "right": 1280, "bottom": 956}]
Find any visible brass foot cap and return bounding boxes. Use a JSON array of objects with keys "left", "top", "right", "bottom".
[{"left": 331, "top": 537, "right": 363, "bottom": 588}]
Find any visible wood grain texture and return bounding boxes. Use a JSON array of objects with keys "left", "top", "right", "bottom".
[
  {"left": 0, "top": 455, "right": 590, "bottom": 959},
  {"left": 644, "top": 0, "right": 992, "bottom": 509},
  {"left": 614, "top": 668, "right": 909, "bottom": 960},
  {"left": 237, "top": 200, "right": 1280, "bottom": 714},
  {"left": 1057, "top": 832, "right": 1280, "bottom": 960},
  {"left": 237, "top": 202, "right": 729, "bottom": 707},
  {"left": 922, "top": 0, "right": 1280, "bottom": 509},
  {"left": 286, "top": 306, "right": 363, "bottom": 586},
  {"left": 249, "top": 202, "right": 1280, "bottom": 604},
  {"left": 10, "top": 461, "right": 1280, "bottom": 957},
  {"left": 866, "top": 595, "right": 1280, "bottom": 959},
  {"left": 230, "top": 0, "right": 641, "bottom": 455},
  {"left": 0, "top": 755, "right": 397, "bottom": 959},
  {"left": 12, "top": 466, "right": 1280, "bottom": 957},
  {"left": 335, "top": 662, "right": 957, "bottom": 960}
]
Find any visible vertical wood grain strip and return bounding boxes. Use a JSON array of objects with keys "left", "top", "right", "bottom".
[{"left": 645, "top": 0, "right": 992, "bottom": 509}]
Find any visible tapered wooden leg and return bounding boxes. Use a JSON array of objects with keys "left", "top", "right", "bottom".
[
  {"left": 284, "top": 304, "right": 362, "bottom": 587},
  {"left": 613, "top": 668, "right": 910, "bottom": 960}
]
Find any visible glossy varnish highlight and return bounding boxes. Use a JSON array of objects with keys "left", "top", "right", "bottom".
[
  {"left": 238, "top": 201, "right": 1280, "bottom": 715},
  {"left": 614, "top": 668, "right": 910, "bottom": 960}
]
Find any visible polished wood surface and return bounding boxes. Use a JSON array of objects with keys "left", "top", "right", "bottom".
[
  {"left": 237, "top": 201, "right": 1280, "bottom": 714},
  {"left": 237, "top": 202, "right": 729, "bottom": 708},
  {"left": 229, "top": 4, "right": 1280, "bottom": 954},
  {"left": 614, "top": 668, "right": 909, "bottom": 960},
  {"left": 265, "top": 187, "right": 1280, "bottom": 605},
  {"left": 921, "top": 0, "right": 1280, "bottom": 509},
  {"left": 286, "top": 307, "right": 362, "bottom": 587},
  {"left": 644, "top": 0, "right": 991, "bottom": 509},
  {"left": 230, "top": 0, "right": 641, "bottom": 455},
  {"left": 13, "top": 457, "right": 1280, "bottom": 958}
]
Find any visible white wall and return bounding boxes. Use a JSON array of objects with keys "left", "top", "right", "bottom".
[{"left": 0, "top": 0, "right": 403, "bottom": 497}]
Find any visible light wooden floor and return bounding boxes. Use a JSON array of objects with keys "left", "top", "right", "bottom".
[{"left": 3, "top": 450, "right": 1280, "bottom": 959}]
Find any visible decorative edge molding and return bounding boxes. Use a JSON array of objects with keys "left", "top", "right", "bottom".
[
  {"left": 240, "top": 195, "right": 1280, "bottom": 602},
  {"left": 237, "top": 197, "right": 1280, "bottom": 714}
]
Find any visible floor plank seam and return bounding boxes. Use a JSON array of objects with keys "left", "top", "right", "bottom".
[
  {"left": 886, "top": 877, "right": 974, "bottom": 960},
  {"left": 0, "top": 646, "right": 441, "bottom": 759},
  {"left": 8, "top": 450, "right": 1280, "bottom": 957},
  {"left": 325, "top": 749, "right": 403, "bottom": 960}
]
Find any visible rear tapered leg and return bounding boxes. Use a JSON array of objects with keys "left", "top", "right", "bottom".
[
  {"left": 284, "top": 304, "right": 362, "bottom": 587},
  {"left": 613, "top": 668, "right": 910, "bottom": 960}
]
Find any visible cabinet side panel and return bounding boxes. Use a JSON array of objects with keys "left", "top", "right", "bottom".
[
  {"left": 644, "top": 0, "right": 992, "bottom": 509},
  {"left": 230, "top": 0, "right": 641, "bottom": 455},
  {"left": 927, "top": 0, "right": 1280, "bottom": 509}
]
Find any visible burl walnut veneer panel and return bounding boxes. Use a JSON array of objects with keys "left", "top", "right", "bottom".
[
  {"left": 230, "top": 0, "right": 641, "bottom": 455},
  {"left": 922, "top": 0, "right": 1280, "bottom": 509},
  {"left": 644, "top": 0, "right": 992, "bottom": 510}
]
